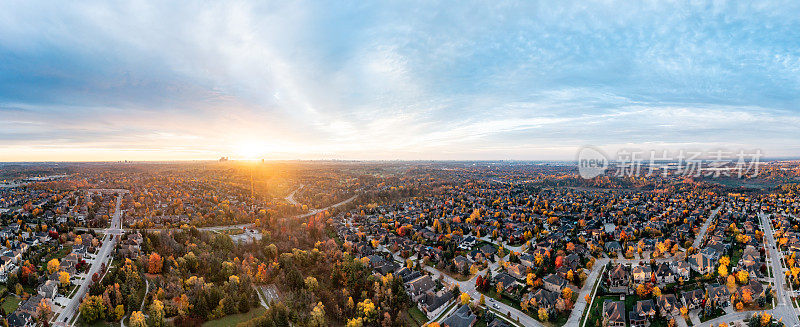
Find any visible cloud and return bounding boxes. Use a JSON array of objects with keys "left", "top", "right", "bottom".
[{"left": 0, "top": 0, "right": 799, "bottom": 161}]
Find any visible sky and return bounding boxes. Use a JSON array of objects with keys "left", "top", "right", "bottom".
[{"left": 1, "top": 1, "right": 799, "bottom": 161}]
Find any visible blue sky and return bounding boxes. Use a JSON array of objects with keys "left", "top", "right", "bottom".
[{"left": 1, "top": 1, "right": 799, "bottom": 161}]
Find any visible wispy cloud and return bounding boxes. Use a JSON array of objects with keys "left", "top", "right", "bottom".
[{"left": 1, "top": 1, "right": 799, "bottom": 160}]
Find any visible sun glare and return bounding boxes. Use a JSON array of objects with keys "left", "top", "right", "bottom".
[{"left": 234, "top": 141, "right": 269, "bottom": 159}]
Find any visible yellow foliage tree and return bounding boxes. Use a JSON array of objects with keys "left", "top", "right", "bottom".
[
  {"left": 538, "top": 307, "right": 548, "bottom": 321},
  {"left": 727, "top": 275, "right": 737, "bottom": 289},
  {"left": 347, "top": 317, "right": 364, "bottom": 327},
  {"left": 562, "top": 287, "right": 573, "bottom": 300},
  {"left": 59, "top": 271, "right": 71, "bottom": 287},
  {"left": 460, "top": 292, "right": 471, "bottom": 305},
  {"left": 760, "top": 313, "right": 771, "bottom": 326},
  {"left": 718, "top": 265, "right": 728, "bottom": 278},
  {"left": 130, "top": 311, "right": 147, "bottom": 327},
  {"left": 736, "top": 270, "right": 749, "bottom": 284},
  {"left": 47, "top": 259, "right": 60, "bottom": 275}
]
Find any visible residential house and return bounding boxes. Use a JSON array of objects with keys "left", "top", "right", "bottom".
[
  {"left": 506, "top": 263, "right": 526, "bottom": 280},
  {"left": 632, "top": 265, "right": 653, "bottom": 283},
  {"left": 526, "top": 288, "right": 563, "bottom": 314},
  {"left": 419, "top": 289, "right": 454, "bottom": 318},
  {"left": 655, "top": 262, "right": 676, "bottom": 284},
  {"left": 543, "top": 274, "right": 568, "bottom": 293},
  {"left": 688, "top": 252, "right": 715, "bottom": 275},
  {"left": 607, "top": 264, "right": 630, "bottom": 293},
  {"left": 494, "top": 273, "right": 518, "bottom": 293},
  {"left": 635, "top": 300, "right": 656, "bottom": 318},
  {"left": 441, "top": 304, "right": 477, "bottom": 327},
  {"left": 681, "top": 289, "right": 704, "bottom": 310},
  {"left": 406, "top": 275, "right": 436, "bottom": 301},
  {"left": 670, "top": 261, "right": 691, "bottom": 280},
  {"left": 706, "top": 284, "right": 731, "bottom": 307},
  {"left": 656, "top": 294, "right": 681, "bottom": 316},
  {"left": 602, "top": 300, "right": 626, "bottom": 327}
]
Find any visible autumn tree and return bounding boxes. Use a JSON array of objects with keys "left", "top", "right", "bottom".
[
  {"left": 115, "top": 305, "right": 125, "bottom": 321},
  {"left": 538, "top": 307, "right": 549, "bottom": 321},
  {"left": 59, "top": 271, "right": 71, "bottom": 288},
  {"left": 47, "top": 259, "right": 60, "bottom": 275},
  {"left": 35, "top": 299, "right": 53, "bottom": 324},
  {"left": 636, "top": 284, "right": 650, "bottom": 297},
  {"left": 727, "top": 275, "right": 737, "bottom": 290},
  {"left": 562, "top": 287, "right": 573, "bottom": 301},
  {"left": 357, "top": 299, "right": 378, "bottom": 322},
  {"left": 79, "top": 295, "right": 107, "bottom": 323},
  {"left": 309, "top": 302, "right": 326, "bottom": 327},
  {"left": 148, "top": 252, "right": 163, "bottom": 274},
  {"left": 149, "top": 299, "right": 164, "bottom": 327},
  {"left": 305, "top": 276, "right": 319, "bottom": 292},
  {"left": 653, "top": 286, "right": 662, "bottom": 297},
  {"left": 460, "top": 292, "right": 471, "bottom": 305},
  {"left": 736, "top": 270, "right": 749, "bottom": 284},
  {"left": 760, "top": 313, "right": 771, "bottom": 326},
  {"left": 130, "top": 311, "right": 147, "bottom": 327}
]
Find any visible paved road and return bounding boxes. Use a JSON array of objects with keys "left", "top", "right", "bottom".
[
  {"left": 139, "top": 279, "right": 150, "bottom": 312},
  {"left": 650, "top": 210, "right": 800, "bottom": 327},
  {"left": 693, "top": 205, "right": 724, "bottom": 249},
  {"left": 415, "top": 234, "right": 611, "bottom": 327},
  {"left": 285, "top": 185, "right": 303, "bottom": 206},
  {"left": 422, "top": 264, "right": 545, "bottom": 327},
  {"left": 197, "top": 194, "right": 358, "bottom": 230},
  {"left": 53, "top": 192, "right": 124, "bottom": 325},
  {"left": 759, "top": 211, "right": 800, "bottom": 327},
  {"left": 564, "top": 259, "right": 609, "bottom": 327},
  {"left": 84, "top": 193, "right": 359, "bottom": 234},
  {"left": 702, "top": 309, "right": 774, "bottom": 327}
]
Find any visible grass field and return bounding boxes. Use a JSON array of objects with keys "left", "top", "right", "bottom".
[
  {"left": 409, "top": 306, "right": 428, "bottom": 326},
  {"left": 1, "top": 296, "right": 20, "bottom": 314},
  {"left": 75, "top": 319, "right": 115, "bottom": 327},
  {"left": 202, "top": 307, "right": 266, "bottom": 327}
]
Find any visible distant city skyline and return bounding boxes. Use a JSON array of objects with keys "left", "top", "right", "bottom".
[{"left": 1, "top": 1, "right": 800, "bottom": 161}]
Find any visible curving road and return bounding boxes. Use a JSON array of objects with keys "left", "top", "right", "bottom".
[{"left": 285, "top": 184, "right": 303, "bottom": 206}]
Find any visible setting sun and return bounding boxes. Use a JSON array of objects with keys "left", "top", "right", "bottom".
[{"left": 234, "top": 141, "right": 269, "bottom": 159}]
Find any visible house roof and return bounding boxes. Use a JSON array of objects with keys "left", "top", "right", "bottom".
[
  {"left": 603, "top": 300, "right": 626, "bottom": 324},
  {"left": 441, "top": 304, "right": 477, "bottom": 327},
  {"left": 543, "top": 273, "right": 567, "bottom": 288}
]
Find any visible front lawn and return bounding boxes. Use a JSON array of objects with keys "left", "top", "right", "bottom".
[
  {"left": 202, "top": 306, "right": 266, "bottom": 327},
  {"left": 585, "top": 295, "right": 621, "bottom": 327},
  {"left": 1, "top": 296, "right": 20, "bottom": 313},
  {"left": 409, "top": 306, "right": 428, "bottom": 326},
  {"left": 699, "top": 307, "right": 725, "bottom": 322}
]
